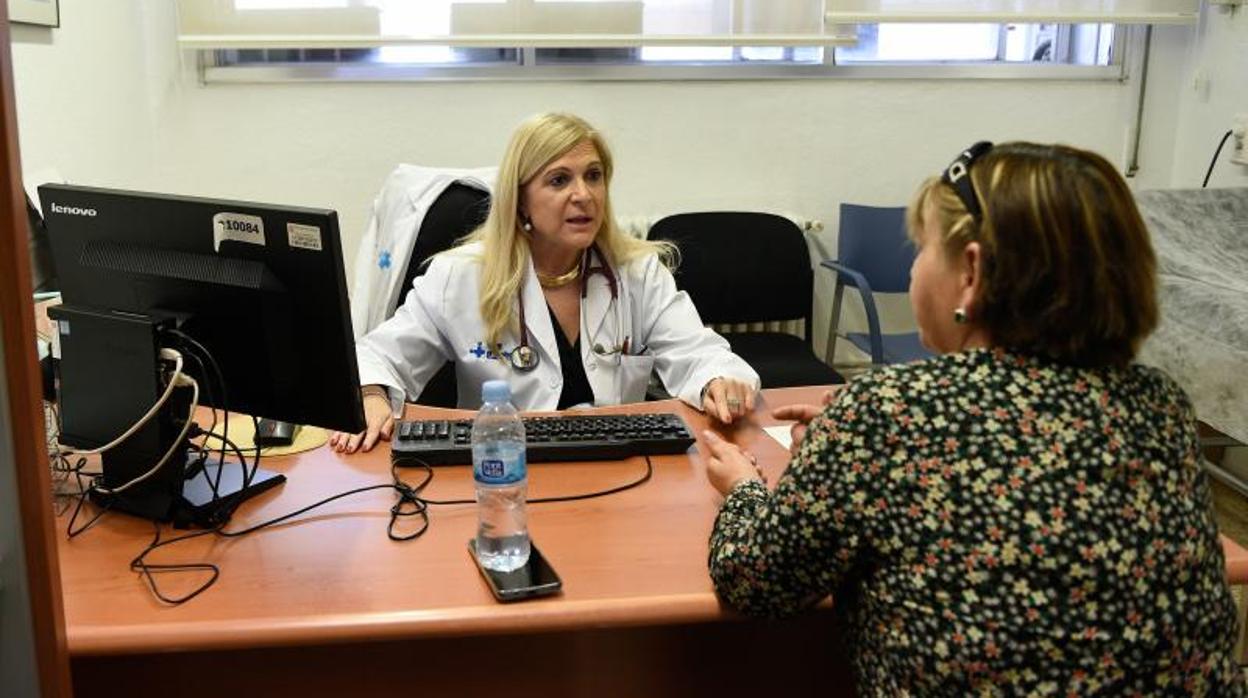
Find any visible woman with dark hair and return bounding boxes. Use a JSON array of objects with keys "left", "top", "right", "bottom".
[{"left": 703, "top": 142, "right": 1244, "bottom": 694}]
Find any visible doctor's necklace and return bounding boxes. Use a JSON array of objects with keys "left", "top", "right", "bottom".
[{"left": 536, "top": 254, "right": 584, "bottom": 289}]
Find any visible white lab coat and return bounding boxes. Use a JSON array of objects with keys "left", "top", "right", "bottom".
[
  {"left": 356, "top": 242, "right": 760, "bottom": 412},
  {"left": 350, "top": 164, "right": 497, "bottom": 339}
]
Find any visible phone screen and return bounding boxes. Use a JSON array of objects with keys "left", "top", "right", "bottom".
[{"left": 468, "top": 540, "right": 563, "bottom": 602}]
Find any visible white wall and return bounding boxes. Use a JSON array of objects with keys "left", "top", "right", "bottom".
[
  {"left": 13, "top": 0, "right": 1204, "bottom": 360},
  {"left": 1162, "top": 4, "right": 1248, "bottom": 189},
  {"left": 10, "top": 1, "right": 164, "bottom": 192},
  {"left": 155, "top": 78, "right": 1134, "bottom": 269}
]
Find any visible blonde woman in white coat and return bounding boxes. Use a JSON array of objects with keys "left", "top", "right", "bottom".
[{"left": 331, "top": 113, "right": 759, "bottom": 453}]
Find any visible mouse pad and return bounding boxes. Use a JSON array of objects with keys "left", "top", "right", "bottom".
[{"left": 205, "top": 415, "right": 328, "bottom": 457}]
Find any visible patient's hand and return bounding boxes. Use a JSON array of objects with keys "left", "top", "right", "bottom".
[
  {"left": 329, "top": 392, "right": 394, "bottom": 454},
  {"left": 701, "top": 430, "right": 765, "bottom": 496},
  {"left": 771, "top": 389, "right": 835, "bottom": 456}
]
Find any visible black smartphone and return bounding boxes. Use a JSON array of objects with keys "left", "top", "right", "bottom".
[{"left": 467, "top": 540, "right": 563, "bottom": 603}]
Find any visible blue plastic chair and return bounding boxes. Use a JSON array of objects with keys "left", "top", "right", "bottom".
[{"left": 821, "top": 204, "right": 933, "bottom": 367}]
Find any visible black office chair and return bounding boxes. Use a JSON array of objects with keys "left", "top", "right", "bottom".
[
  {"left": 395, "top": 183, "right": 491, "bottom": 407},
  {"left": 648, "top": 212, "right": 843, "bottom": 388}
]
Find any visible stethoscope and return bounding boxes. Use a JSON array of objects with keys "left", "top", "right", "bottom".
[{"left": 510, "top": 243, "right": 626, "bottom": 372}]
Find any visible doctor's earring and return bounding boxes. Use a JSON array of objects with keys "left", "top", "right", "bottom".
[
  {"left": 953, "top": 308, "right": 968, "bottom": 324},
  {"left": 521, "top": 219, "right": 533, "bottom": 233}
]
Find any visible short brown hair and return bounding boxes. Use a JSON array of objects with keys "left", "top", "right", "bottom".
[{"left": 908, "top": 142, "right": 1157, "bottom": 368}]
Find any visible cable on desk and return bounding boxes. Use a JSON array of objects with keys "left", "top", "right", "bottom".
[
  {"left": 127, "top": 429, "right": 261, "bottom": 604},
  {"left": 51, "top": 454, "right": 95, "bottom": 517},
  {"left": 127, "top": 452, "right": 429, "bottom": 604},
  {"left": 215, "top": 460, "right": 431, "bottom": 541},
  {"left": 166, "top": 329, "right": 235, "bottom": 500},
  {"left": 65, "top": 479, "right": 113, "bottom": 537},
  {"left": 400, "top": 454, "right": 656, "bottom": 506},
  {"left": 79, "top": 441, "right": 233, "bottom": 602},
  {"left": 62, "top": 335, "right": 262, "bottom": 602},
  {"left": 214, "top": 452, "right": 655, "bottom": 538},
  {"left": 174, "top": 345, "right": 219, "bottom": 492},
  {"left": 68, "top": 329, "right": 661, "bottom": 605},
  {"left": 120, "top": 452, "right": 655, "bottom": 605},
  {"left": 131, "top": 523, "right": 221, "bottom": 605}
]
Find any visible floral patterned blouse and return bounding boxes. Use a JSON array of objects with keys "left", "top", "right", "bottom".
[{"left": 710, "top": 348, "right": 1244, "bottom": 696}]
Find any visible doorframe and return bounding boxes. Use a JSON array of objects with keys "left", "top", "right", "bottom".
[{"left": 0, "top": 4, "right": 74, "bottom": 695}]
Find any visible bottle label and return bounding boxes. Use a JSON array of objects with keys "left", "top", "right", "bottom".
[
  {"left": 473, "top": 445, "right": 526, "bottom": 485},
  {"left": 480, "top": 459, "right": 505, "bottom": 479}
]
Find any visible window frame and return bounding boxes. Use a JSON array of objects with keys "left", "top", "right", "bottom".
[{"left": 197, "top": 25, "right": 1133, "bottom": 84}]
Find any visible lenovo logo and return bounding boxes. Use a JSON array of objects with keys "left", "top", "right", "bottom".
[{"left": 50, "top": 202, "right": 97, "bottom": 217}]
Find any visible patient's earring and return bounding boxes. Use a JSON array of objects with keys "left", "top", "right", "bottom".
[
  {"left": 953, "top": 308, "right": 968, "bottom": 324},
  {"left": 521, "top": 218, "right": 533, "bottom": 232}
]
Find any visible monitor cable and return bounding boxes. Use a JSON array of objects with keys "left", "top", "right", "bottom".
[
  {"left": 64, "top": 377, "right": 198, "bottom": 534},
  {"left": 165, "top": 329, "right": 235, "bottom": 499},
  {"left": 163, "top": 331, "right": 267, "bottom": 526},
  {"left": 54, "top": 348, "right": 188, "bottom": 459},
  {"left": 93, "top": 374, "right": 198, "bottom": 496},
  {"left": 62, "top": 349, "right": 199, "bottom": 536},
  {"left": 123, "top": 452, "right": 655, "bottom": 605},
  {"left": 47, "top": 401, "right": 100, "bottom": 515},
  {"left": 394, "top": 454, "right": 655, "bottom": 506},
  {"left": 173, "top": 344, "right": 221, "bottom": 495},
  {"left": 62, "top": 341, "right": 227, "bottom": 537}
]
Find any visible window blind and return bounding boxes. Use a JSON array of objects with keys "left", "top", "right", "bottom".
[
  {"left": 824, "top": 0, "right": 1199, "bottom": 24},
  {"left": 176, "top": 0, "right": 857, "bottom": 50}
]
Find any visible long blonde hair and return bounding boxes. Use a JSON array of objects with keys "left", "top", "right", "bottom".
[{"left": 460, "top": 112, "right": 674, "bottom": 348}]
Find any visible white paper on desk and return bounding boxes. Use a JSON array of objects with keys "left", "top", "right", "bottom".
[{"left": 763, "top": 425, "right": 793, "bottom": 451}]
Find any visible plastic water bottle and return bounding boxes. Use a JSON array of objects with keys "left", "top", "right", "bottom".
[{"left": 472, "top": 380, "right": 530, "bottom": 572}]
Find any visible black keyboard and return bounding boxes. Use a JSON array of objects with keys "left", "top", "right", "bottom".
[{"left": 390, "top": 412, "right": 695, "bottom": 466}]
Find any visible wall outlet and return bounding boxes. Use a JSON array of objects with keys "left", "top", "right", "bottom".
[{"left": 1233, "top": 113, "right": 1248, "bottom": 166}]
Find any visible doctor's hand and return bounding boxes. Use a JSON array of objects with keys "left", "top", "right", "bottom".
[
  {"left": 771, "top": 389, "right": 836, "bottom": 456},
  {"left": 329, "top": 391, "right": 394, "bottom": 454},
  {"left": 701, "top": 430, "right": 765, "bottom": 497},
  {"left": 701, "top": 377, "right": 756, "bottom": 425}
]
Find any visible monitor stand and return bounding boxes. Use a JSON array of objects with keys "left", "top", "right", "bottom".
[
  {"left": 53, "top": 306, "right": 288, "bottom": 527},
  {"left": 180, "top": 459, "right": 285, "bottom": 526},
  {"left": 89, "top": 453, "right": 285, "bottom": 528}
]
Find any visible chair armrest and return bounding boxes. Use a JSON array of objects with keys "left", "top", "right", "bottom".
[{"left": 820, "top": 260, "right": 885, "bottom": 365}]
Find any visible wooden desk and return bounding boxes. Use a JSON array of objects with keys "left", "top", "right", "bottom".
[
  {"left": 57, "top": 385, "right": 1248, "bottom": 694},
  {"left": 59, "top": 388, "right": 853, "bottom": 697}
]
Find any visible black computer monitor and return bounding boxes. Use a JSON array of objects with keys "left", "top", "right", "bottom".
[{"left": 41, "top": 183, "right": 365, "bottom": 525}]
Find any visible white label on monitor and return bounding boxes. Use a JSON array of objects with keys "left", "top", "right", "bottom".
[
  {"left": 287, "top": 222, "right": 323, "bottom": 251},
  {"left": 212, "top": 213, "right": 266, "bottom": 252}
]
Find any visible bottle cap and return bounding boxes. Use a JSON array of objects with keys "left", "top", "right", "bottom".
[{"left": 481, "top": 379, "right": 510, "bottom": 403}]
